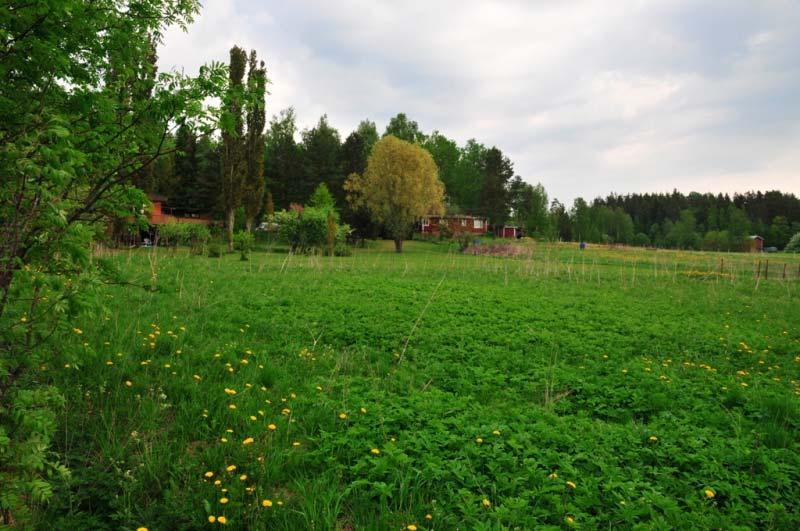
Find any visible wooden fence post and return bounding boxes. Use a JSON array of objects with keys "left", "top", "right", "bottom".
[
  {"left": 783, "top": 263, "right": 787, "bottom": 280},
  {"left": 765, "top": 259, "right": 769, "bottom": 280},
  {"left": 756, "top": 260, "right": 761, "bottom": 280}
]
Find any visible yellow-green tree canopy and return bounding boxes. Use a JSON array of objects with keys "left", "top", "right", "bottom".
[{"left": 345, "top": 135, "right": 444, "bottom": 252}]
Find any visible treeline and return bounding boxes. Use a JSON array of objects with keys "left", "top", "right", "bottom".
[
  {"left": 137, "top": 111, "right": 529, "bottom": 237},
  {"left": 139, "top": 109, "right": 799, "bottom": 251},
  {"left": 550, "top": 191, "right": 800, "bottom": 251}
]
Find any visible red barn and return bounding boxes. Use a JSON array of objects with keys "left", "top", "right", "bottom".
[{"left": 419, "top": 215, "right": 488, "bottom": 235}]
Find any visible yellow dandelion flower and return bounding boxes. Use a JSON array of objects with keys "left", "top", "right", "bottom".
[
  {"left": 407, "top": 525, "right": 417, "bottom": 531},
  {"left": 316, "top": 385, "right": 323, "bottom": 391},
  {"left": 220, "top": 438, "right": 228, "bottom": 443},
  {"left": 224, "top": 388, "right": 237, "bottom": 395},
  {"left": 704, "top": 489, "right": 715, "bottom": 499},
  {"left": 268, "top": 424, "right": 277, "bottom": 431},
  {"left": 370, "top": 448, "right": 380, "bottom": 455},
  {"left": 548, "top": 472, "right": 558, "bottom": 479},
  {"left": 204, "top": 471, "right": 214, "bottom": 478},
  {"left": 219, "top": 497, "right": 229, "bottom": 504},
  {"left": 482, "top": 498, "right": 491, "bottom": 507},
  {"left": 424, "top": 514, "right": 432, "bottom": 520},
  {"left": 239, "top": 474, "right": 247, "bottom": 481},
  {"left": 281, "top": 408, "right": 291, "bottom": 416},
  {"left": 136, "top": 528, "right": 147, "bottom": 531},
  {"left": 262, "top": 499, "right": 273, "bottom": 507},
  {"left": 338, "top": 412, "right": 348, "bottom": 420},
  {"left": 492, "top": 430, "right": 501, "bottom": 436},
  {"left": 475, "top": 437, "right": 483, "bottom": 444},
  {"left": 242, "top": 437, "right": 254, "bottom": 445},
  {"left": 360, "top": 407, "right": 367, "bottom": 414},
  {"left": 648, "top": 435, "right": 658, "bottom": 442},
  {"left": 566, "top": 515, "right": 575, "bottom": 525},
  {"left": 217, "top": 516, "right": 227, "bottom": 524},
  {"left": 125, "top": 381, "right": 133, "bottom": 387},
  {"left": 226, "top": 465, "right": 236, "bottom": 472},
  {"left": 214, "top": 480, "right": 221, "bottom": 486},
  {"left": 566, "top": 481, "right": 576, "bottom": 489},
  {"left": 292, "top": 441, "right": 301, "bottom": 447},
  {"left": 208, "top": 515, "right": 216, "bottom": 523},
  {"left": 193, "top": 374, "right": 201, "bottom": 380}
]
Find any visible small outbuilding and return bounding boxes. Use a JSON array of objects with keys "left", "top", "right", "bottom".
[
  {"left": 500, "top": 225, "right": 522, "bottom": 238},
  {"left": 749, "top": 235, "right": 764, "bottom": 252},
  {"left": 419, "top": 215, "right": 488, "bottom": 235}
]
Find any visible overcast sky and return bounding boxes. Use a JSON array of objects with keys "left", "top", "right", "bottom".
[{"left": 159, "top": 0, "right": 800, "bottom": 205}]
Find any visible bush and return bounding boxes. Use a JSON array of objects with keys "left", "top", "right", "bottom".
[
  {"left": 275, "top": 207, "right": 351, "bottom": 254},
  {"left": 785, "top": 232, "right": 800, "bottom": 252},
  {"left": 632, "top": 232, "right": 650, "bottom": 247},
  {"left": 207, "top": 243, "right": 222, "bottom": 258},
  {"left": 156, "top": 223, "right": 211, "bottom": 254},
  {"left": 233, "top": 231, "right": 254, "bottom": 260}
]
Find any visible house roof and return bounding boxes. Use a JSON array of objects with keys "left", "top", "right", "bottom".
[
  {"left": 749, "top": 235, "right": 764, "bottom": 240},
  {"left": 425, "top": 214, "right": 488, "bottom": 220},
  {"left": 147, "top": 192, "right": 168, "bottom": 203}
]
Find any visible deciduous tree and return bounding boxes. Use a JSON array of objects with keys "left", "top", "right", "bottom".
[{"left": 345, "top": 136, "right": 444, "bottom": 252}]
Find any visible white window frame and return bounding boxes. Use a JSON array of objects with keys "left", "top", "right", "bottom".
[{"left": 474, "top": 219, "right": 483, "bottom": 229}]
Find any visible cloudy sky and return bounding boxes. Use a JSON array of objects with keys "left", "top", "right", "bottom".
[{"left": 159, "top": 0, "right": 800, "bottom": 205}]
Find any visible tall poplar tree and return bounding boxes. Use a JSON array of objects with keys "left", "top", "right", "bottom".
[
  {"left": 221, "top": 45, "right": 247, "bottom": 249},
  {"left": 243, "top": 50, "right": 267, "bottom": 231}
]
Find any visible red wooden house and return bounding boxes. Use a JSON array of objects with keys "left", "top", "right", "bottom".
[
  {"left": 147, "top": 193, "right": 213, "bottom": 226},
  {"left": 749, "top": 235, "right": 764, "bottom": 252},
  {"left": 419, "top": 215, "right": 488, "bottom": 235}
]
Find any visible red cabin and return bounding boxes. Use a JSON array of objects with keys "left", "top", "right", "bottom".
[{"left": 419, "top": 215, "right": 488, "bottom": 235}]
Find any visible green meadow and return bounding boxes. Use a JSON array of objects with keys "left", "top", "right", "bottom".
[{"left": 36, "top": 242, "right": 800, "bottom": 529}]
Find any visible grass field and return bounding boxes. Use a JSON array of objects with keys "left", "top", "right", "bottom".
[{"left": 37, "top": 241, "right": 800, "bottom": 529}]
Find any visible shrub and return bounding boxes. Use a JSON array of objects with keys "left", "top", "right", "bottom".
[
  {"left": 275, "top": 208, "right": 351, "bottom": 254},
  {"left": 785, "top": 232, "right": 800, "bottom": 252},
  {"left": 233, "top": 231, "right": 254, "bottom": 260},
  {"left": 156, "top": 222, "right": 211, "bottom": 254},
  {"left": 207, "top": 243, "right": 222, "bottom": 258}
]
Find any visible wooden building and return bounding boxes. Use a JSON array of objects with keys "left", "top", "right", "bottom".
[{"left": 419, "top": 215, "right": 488, "bottom": 235}]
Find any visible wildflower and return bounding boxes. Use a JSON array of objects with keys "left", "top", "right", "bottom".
[
  {"left": 136, "top": 528, "right": 147, "bottom": 531},
  {"left": 204, "top": 471, "right": 214, "bottom": 478},
  {"left": 566, "top": 516, "right": 575, "bottom": 525},
  {"left": 268, "top": 424, "right": 277, "bottom": 431},
  {"left": 407, "top": 525, "right": 418, "bottom": 531},
  {"left": 208, "top": 516, "right": 216, "bottom": 523},
  {"left": 492, "top": 430, "right": 501, "bottom": 436},
  {"left": 281, "top": 408, "right": 291, "bottom": 416},
  {"left": 220, "top": 497, "right": 229, "bottom": 504},
  {"left": 249, "top": 415, "right": 257, "bottom": 421},
  {"left": 106, "top": 361, "right": 114, "bottom": 366},
  {"left": 482, "top": 498, "right": 491, "bottom": 508},
  {"left": 262, "top": 499, "right": 273, "bottom": 507},
  {"left": 475, "top": 437, "right": 483, "bottom": 444},
  {"left": 371, "top": 448, "right": 381, "bottom": 455},
  {"left": 292, "top": 441, "right": 301, "bottom": 447},
  {"left": 239, "top": 474, "right": 247, "bottom": 481},
  {"left": 648, "top": 435, "right": 658, "bottom": 442},
  {"left": 704, "top": 489, "right": 715, "bottom": 499},
  {"left": 220, "top": 438, "right": 228, "bottom": 443},
  {"left": 125, "top": 381, "right": 133, "bottom": 387},
  {"left": 242, "top": 437, "right": 254, "bottom": 445},
  {"left": 214, "top": 480, "right": 221, "bottom": 486},
  {"left": 338, "top": 412, "right": 348, "bottom": 420},
  {"left": 316, "top": 385, "right": 323, "bottom": 391},
  {"left": 548, "top": 472, "right": 558, "bottom": 479},
  {"left": 224, "top": 388, "right": 237, "bottom": 395},
  {"left": 566, "top": 481, "right": 576, "bottom": 489},
  {"left": 226, "top": 465, "right": 236, "bottom": 472},
  {"left": 217, "top": 516, "right": 227, "bottom": 524},
  {"left": 73, "top": 328, "right": 83, "bottom": 335},
  {"left": 193, "top": 374, "right": 202, "bottom": 380},
  {"left": 228, "top": 404, "right": 236, "bottom": 410},
  {"left": 425, "top": 514, "right": 433, "bottom": 520}
]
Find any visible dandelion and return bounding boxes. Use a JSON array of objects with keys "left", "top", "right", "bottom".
[
  {"left": 220, "top": 497, "right": 229, "bottom": 504},
  {"left": 492, "top": 430, "right": 501, "bottom": 436},
  {"left": 125, "top": 381, "right": 133, "bottom": 387},
  {"left": 239, "top": 474, "right": 247, "bottom": 481},
  {"left": 566, "top": 481, "right": 576, "bottom": 489},
  {"left": 425, "top": 514, "right": 433, "bottom": 520},
  {"left": 208, "top": 516, "right": 216, "bottom": 523},
  {"left": 242, "top": 437, "right": 254, "bottom": 445},
  {"left": 106, "top": 361, "right": 114, "bottom": 366},
  {"left": 268, "top": 424, "right": 277, "bottom": 431},
  {"left": 249, "top": 415, "right": 257, "bottom": 421},
  {"left": 262, "top": 499, "right": 273, "bottom": 507},
  {"left": 217, "top": 516, "right": 227, "bottom": 524},
  {"left": 338, "top": 412, "right": 348, "bottom": 420},
  {"left": 407, "top": 525, "right": 418, "bottom": 531},
  {"left": 228, "top": 404, "right": 236, "bottom": 410},
  {"left": 73, "top": 328, "right": 83, "bottom": 335},
  {"left": 648, "top": 435, "right": 658, "bottom": 442},
  {"left": 475, "top": 437, "right": 483, "bottom": 444},
  {"left": 220, "top": 438, "right": 228, "bottom": 443},
  {"left": 136, "top": 528, "right": 147, "bottom": 531},
  {"left": 548, "top": 472, "right": 558, "bottom": 479},
  {"left": 214, "top": 480, "right": 221, "bottom": 486},
  {"left": 704, "top": 489, "right": 715, "bottom": 499},
  {"left": 482, "top": 498, "right": 491, "bottom": 508},
  {"left": 204, "top": 471, "right": 214, "bottom": 478},
  {"left": 316, "top": 385, "right": 323, "bottom": 391},
  {"left": 566, "top": 516, "right": 575, "bottom": 525},
  {"left": 281, "top": 408, "right": 291, "bottom": 416},
  {"left": 292, "top": 441, "right": 301, "bottom": 447},
  {"left": 226, "top": 465, "right": 236, "bottom": 472},
  {"left": 370, "top": 448, "right": 380, "bottom": 455},
  {"left": 224, "top": 388, "right": 237, "bottom": 395},
  {"left": 193, "top": 374, "right": 202, "bottom": 380}
]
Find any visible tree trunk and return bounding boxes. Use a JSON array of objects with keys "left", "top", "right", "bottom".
[
  {"left": 227, "top": 208, "right": 235, "bottom": 252},
  {"left": 246, "top": 219, "right": 253, "bottom": 233},
  {"left": 394, "top": 238, "right": 403, "bottom": 253}
]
